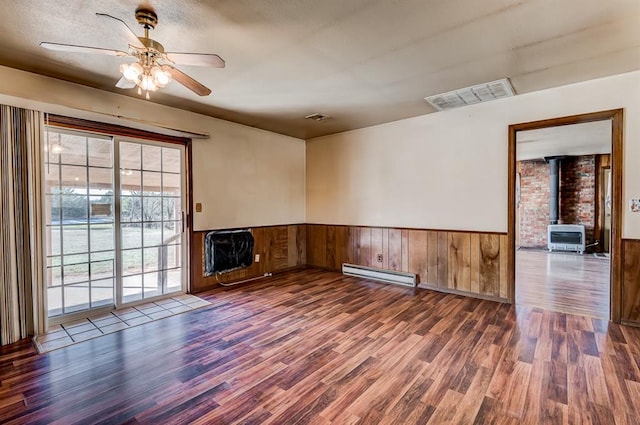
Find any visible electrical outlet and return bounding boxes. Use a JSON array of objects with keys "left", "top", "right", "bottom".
[
  {"left": 377, "top": 254, "right": 383, "bottom": 262},
  {"left": 255, "top": 254, "right": 260, "bottom": 263}
]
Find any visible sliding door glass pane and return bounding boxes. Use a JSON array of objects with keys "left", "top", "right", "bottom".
[
  {"left": 45, "top": 130, "right": 114, "bottom": 317},
  {"left": 119, "top": 142, "right": 184, "bottom": 304}
]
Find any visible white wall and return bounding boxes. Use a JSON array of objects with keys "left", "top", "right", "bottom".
[
  {"left": 307, "top": 71, "right": 640, "bottom": 239},
  {"left": 0, "top": 65, "right": 306, "bottom": 231},
  {"left": 191, "top": 126, "right": 305, "bottom": 229},
  {"left": 2, "top": 65, "right": 639, "bottom": 237}
]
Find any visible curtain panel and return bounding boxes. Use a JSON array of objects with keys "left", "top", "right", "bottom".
[{"left": 0, "top": 105, "right": 44, "bottom": 346}]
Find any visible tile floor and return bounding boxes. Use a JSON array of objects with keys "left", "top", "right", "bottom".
[{"left": 34, "top": 294, "right": 211, "bottom": 353}]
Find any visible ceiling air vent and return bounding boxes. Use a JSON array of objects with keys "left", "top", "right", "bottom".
[
  {"left": 305, "top": 113, "right": 330, "bottom": 122},
  {"left": 425, "top": 78, "right": 515, "bottom": 111}
]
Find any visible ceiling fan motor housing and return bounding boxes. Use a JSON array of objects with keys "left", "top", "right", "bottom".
[{"left": 135, "top": 8, "right": 158, "bottom": 30}]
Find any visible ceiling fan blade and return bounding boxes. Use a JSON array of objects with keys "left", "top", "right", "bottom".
[
  {"left": 165, "top": 66, "right": 212, "bottom": 96},
  {"left": 115, "top": 76, "right": 136, "bottom": 89},
  {"left": 96, "top": 13, "right": 144, "bottom": 49},
  {"left": 40, "top": 42, "right": 129, "bottom": 56},
  {"left": 165, "top": 52, "right": 225, "bottom": 68}
]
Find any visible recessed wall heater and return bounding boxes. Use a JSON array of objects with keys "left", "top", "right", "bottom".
[
  {"left": 425, "top": 78, "right": 515, "bottom": 111},
  {"left": 342, "top": 263, "right": 417, "bottom": 288},
  {"left": 548, "top": 224, "right": 586, "bottom": 254}
]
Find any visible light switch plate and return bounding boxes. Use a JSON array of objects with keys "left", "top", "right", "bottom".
[
  {"left": 631, "top": 199, "right": 640, "bottom": 213},
  {"left": 195, "top": 202, "right": 202, "bottom": 212}
]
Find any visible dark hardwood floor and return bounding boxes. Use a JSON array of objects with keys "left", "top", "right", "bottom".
[
  {"left": 516, "top": 250, "right": 610, "bottom": 319},
  {"left": 1, "top": 269, "right": 640, "bottom": 424}
]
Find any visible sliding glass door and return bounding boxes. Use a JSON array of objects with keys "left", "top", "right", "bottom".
[
  {"left": 44, "top": 129, "right": 187, "bottom": 320},
  {"left": 117, "top": 141, "right": 184, "bottom": 304}
]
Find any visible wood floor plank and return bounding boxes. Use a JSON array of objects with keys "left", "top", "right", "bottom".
[
  {"left": 625, "top": 379, "right": 640, "bottom": 417},
  {"left": 472, "top": 397, "right": 520, "bottom": 425},
  {"left": 516, "top": 250, "right": 610, "bottom": 319},
  {"left": 584, "top": 354, "right": 611, "bottom": 407},
  {"left": 1, "top": 269, "right": 639, "bottom": 424},
  {"left": 495, "top": 360, "right": 532, "bottom": 418},
  {"left": 449, "top": 365, "right": 494, "bottom": 424},
  {"left": 426, "top": 388, "right": 464, "bottom": 424},
  {"left": 541, "top": 400, "right": 568, "bottom": 425}
]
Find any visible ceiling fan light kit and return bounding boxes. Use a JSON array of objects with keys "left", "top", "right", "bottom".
[
  {"left": 40, "top": 6, "right": 225, "bottom": 99},
  {"left": 119, "top": 60, "right": 172, "bottom": 99}
]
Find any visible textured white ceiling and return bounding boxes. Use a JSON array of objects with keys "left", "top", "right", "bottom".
[{"left": 0, "top": 0, "right": 639, "bottom": 138}]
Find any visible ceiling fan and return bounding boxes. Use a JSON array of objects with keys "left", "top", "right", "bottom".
[{"left": 40, "top": 7, "right": 225, "bottom": 98}]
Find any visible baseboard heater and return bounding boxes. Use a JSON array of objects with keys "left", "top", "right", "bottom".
[{"left": 342, "top": 263, "right": 417, "bottom": 288}]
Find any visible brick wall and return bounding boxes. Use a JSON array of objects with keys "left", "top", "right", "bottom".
[
  {"left": 560, "top": 155, "right": 596, "bottom": 244},
  {"left": 519, "top": 160, "right": 550, "bottom": 248},
  {"left": 518, "top": 155, "right": 596, "bottom": 248}
]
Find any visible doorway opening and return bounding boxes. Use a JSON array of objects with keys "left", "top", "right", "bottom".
[{"left": 508, "top": 110, "right": 623, "bottom": 322}]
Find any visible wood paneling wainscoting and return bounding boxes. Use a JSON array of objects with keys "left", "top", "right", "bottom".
[
  {"left": 622, "top": 239, "right": 640, "bottom": 325},
  {"left": 191, "top": 224, "right": 640, "bottom": 324},
  {"left": 191, "top": 225, "right": 306, "bottom": 292},
  {"left": 306, "top": 224, "right": 509, "bottom": 301}
]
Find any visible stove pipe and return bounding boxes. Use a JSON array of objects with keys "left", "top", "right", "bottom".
[{"left": 547, "top": 158, "right": 559, "bottom": 225}]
